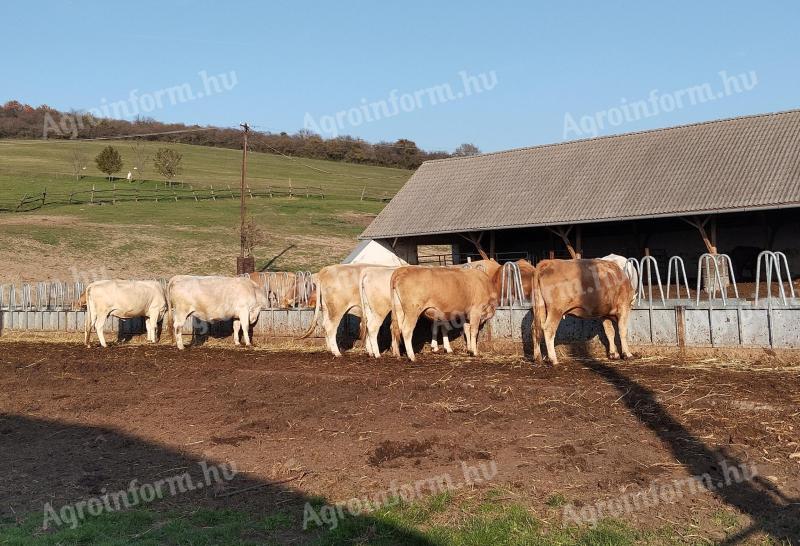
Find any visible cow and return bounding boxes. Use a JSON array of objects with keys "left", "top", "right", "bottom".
[
  {"left": 167, "top": 275, "right": 268, "bottom": 350},
  {"left": 531, "top": 259, "right": 635, "bottom": 365},
  {"left": 300, "top": 263, "right": 383, "bottom": 356},
  {"left": 84, "top": 280, "right": 167, "bottom": 348},
  {"left": 359, "top": 260, "right": 504, "bottom": 358},
  {"left": 248, "top": 272, "right": 316, "bottom": 308},
  {"left": 600, "top": 254, "right": 639, "bottom": 302},
  {"left": 390, "top": 263, "right": 500, "bottom": 362}
]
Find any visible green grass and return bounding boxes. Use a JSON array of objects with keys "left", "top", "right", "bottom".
[
  {"left": 0, "top": 139, "right": 411, "bottom": 199},
  {"left": 0, "top": 139, "right": 410, "bottom": 274},
  {"left": 0, "top": 491, "right": 704, "bottom": 546}
]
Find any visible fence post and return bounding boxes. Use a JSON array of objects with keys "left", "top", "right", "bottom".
[
  {"left": 41, "top": 188, "right": 47, "bottom": 208},
  {"left": 91, "top": 185, "right": 95, "bottom": 204},
  {"left": 210, "top": 185, "right": 216, "bottom": 201},
  {"left": 360, "top": 185, "right": 366, "bottom": 201},
  {"left": 155, "top": 187, "right": 159, "bottom": 203},
  {"left": 15, "top": 193, "right": 28, "bottom": 212},
  {"left": 112, "top": 183, "right": 116, "bottom": 205},
  {"left": 289, "top": 179, "right": 293, "bottom": 198}
]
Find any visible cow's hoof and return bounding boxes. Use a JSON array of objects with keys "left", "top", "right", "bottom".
[
  {"left": 609, "top": 352, "right": 620, "bottom": 360},
  {"left": 623, "top": 352, "right": 635, "bottom": 360},
  {"left": 431, "top": 347, "right": 440, "bottom": 353},
  {"left": 445, "top": 349, "right": 453, "bottom": 354}
]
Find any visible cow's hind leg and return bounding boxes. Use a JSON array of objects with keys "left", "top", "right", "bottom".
[
  {"left": 542, "top": 314, "right": 560, "bottom": 365},
  {"left": 323, "top": 310, "right": 345, "bottom": 357},
  {"left": 617, "top": 307, "right": 634, "bottom": 359},
  {"left": 95, "top": 313, "right": 109, "bottom": 348},
  {"left": 174, "top": 311, "right": 189, "bottom": 350},
  {"left": 602, "top": 318, "right": 620, "bottom": 360},
  {"left": 84, "top": 306, "right": 94, "bottom": 347},
  {"left": 233, "top": 319, "right": 242, "bottom": 346},
  {"left": 239, "top": 310, "right": 252, "bottom": 346}
]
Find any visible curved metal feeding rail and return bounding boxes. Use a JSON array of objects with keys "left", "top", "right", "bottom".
[
  {"left": 696, "top": 253, "right": 738, "bottom": 306},
  {"left": 665, "top": 256, "right": 691, "bottom": 301},
  {"left": 637, "top": 256, "right": 666, "bottom": 306},
  {"left": 499, "top": 261, "right": 526, "bottom": 306},
  {"left": 755, "top": 250, "right": 796, "bottom": 305}
]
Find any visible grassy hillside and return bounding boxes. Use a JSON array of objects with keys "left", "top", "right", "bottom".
[{"left": 0, "top": 139, "right": 411, "bottom": 282}]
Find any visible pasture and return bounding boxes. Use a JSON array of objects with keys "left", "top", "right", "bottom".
[
  {"left": 0, "top": 139, "right": 410, "bottom": 281},
  {"left": 1, "top": 340, "right": 798, "bottom": 544}
]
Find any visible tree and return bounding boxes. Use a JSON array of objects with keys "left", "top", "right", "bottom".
[
  {"left": 95, "top": 145, "right": 122, "bottom": 180},
  {"left": 453, "top": 143, "right": 481, "bottom": 157},
  {"left": 153, "top": 147, "right": 183, "bottom": 186},
  {"left": 130, "top": 142, "right": 149, "bottom": 181},
  {"left": 69, "top": 144, "right": 88, "bottom": 180},
  {"left": 236, "top": 218, "right": 265, "bottom": 258}
]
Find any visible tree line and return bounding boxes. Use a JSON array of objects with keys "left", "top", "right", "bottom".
[{"left": 1, "top": 101, "right": 481, "bottom": 170}]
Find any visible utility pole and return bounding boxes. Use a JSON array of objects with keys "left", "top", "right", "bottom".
[{"left": 237, "top": 122, "right": 255, "bottom": 274}]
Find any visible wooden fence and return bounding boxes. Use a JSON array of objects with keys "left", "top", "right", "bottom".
[{"left": 0, "top": 183, "right": 326, "bottom": 212}]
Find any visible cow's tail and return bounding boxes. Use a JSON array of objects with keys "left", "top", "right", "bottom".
[
  {"left": 299, "top": 279, "right": 322, "bottom": 339},
  {"left": 359, "top": 274, "right": 370, "bottom": 340},
  {"left": 531, "top": 264, "right": 545, "bottom": 353},
  {"left": 165, "top": 279, "right": 174, "bottom": 341},
  {"left": 83, "top": 285, "right": 92, "bottom": 346},
  {"left": 390, "top": 276, "right": 404, "bottom": 348}
]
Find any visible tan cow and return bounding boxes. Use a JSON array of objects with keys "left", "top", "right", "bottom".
[
  {"left": 359, "top": 260, "right": 503, "bottom": 358},
  {"left": 167, "top": 275, "right": 268, "bottom": 350},
  {"left": 299, "top": 263, "right": 380, "bottom": 356},
  {"left": 531, "top": 259, "right": 635, "bottom": 365},
  {"left": 390, "top": 263, "right": 500, "bottom": 362},
  {"left": 84, "top": 280, "right": 167, "bottom": 348}
]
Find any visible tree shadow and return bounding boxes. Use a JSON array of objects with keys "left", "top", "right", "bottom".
[
  {"left": 564, "top": 343, "right": 800, "bottom": 543},
  {"left": 0, "top": 413, "right": 435, "bottom": 544},
  {"left": 259, "top": 245, "right": 297, "bottom": 272}
]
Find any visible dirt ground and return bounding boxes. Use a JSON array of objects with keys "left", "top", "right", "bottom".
[{"left": 1, "top": 340, "right": 799, "bottom": 543}]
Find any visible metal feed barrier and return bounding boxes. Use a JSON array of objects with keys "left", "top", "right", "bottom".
[
  {"left": 755, "top": 250, "right": 796, "bottom": 305},
  {"left": 2, "top": 254, "right": 799, "bottom": 349}
]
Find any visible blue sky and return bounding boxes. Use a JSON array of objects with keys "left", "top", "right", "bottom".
[{"left": 4, "top": 0, "right": 799, "bottom": 152}]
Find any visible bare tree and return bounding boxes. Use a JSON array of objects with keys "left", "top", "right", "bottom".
[
  {"left": 69, "top": 145, "right": 88, "bottom": 180},
  {"left": 236, "top": 218, "right": 265, "bottom": 258},
  {"left": 453, "top": 143, "right": 481, "bottom": 157},
  {"left": 130, "top": 142, "right": 149, "bottom": 181}
]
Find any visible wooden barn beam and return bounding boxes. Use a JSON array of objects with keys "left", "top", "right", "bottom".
[
  {"left": 680, "top": 215, "right": 717, "bottom": 254},
  {"left": 546, "top": 225, "right": 577, "bottom": 259},
  {"left": 458, "top": 232, "right": 489, "bottom": 260}
]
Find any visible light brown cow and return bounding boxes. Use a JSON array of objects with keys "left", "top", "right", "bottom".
[
  {"left": 531, "top": 259, "right": 635, "bottom": 365},
  {"left": 300, "top": 263, "right": 380, "bottom": 356},
  {"left": 390, "top": 263, "right": 500, "bottom": 362}
]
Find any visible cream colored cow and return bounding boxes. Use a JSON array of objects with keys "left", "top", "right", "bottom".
[{"left": 84, "top": 280, "right": 167, "bottom": 348}]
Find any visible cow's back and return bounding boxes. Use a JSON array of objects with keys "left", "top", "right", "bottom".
[
  {"left": 537, "top": 259, "right": 632, "bottom": 315},
  {"left": 169, "top": 276, "right": 258, "bottom": 321}
]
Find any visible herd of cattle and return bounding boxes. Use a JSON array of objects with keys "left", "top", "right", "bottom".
[{"left": 82, "top": 253, "right": 638, "bottom": 364}]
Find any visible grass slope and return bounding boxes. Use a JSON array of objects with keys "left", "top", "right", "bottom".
[{"left": 0, "top": 140, "right": 411, "bottom": 281}]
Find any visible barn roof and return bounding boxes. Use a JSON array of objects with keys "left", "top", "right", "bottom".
[{"left": 360, "top": 109, "right": 800, "bottom": 240}]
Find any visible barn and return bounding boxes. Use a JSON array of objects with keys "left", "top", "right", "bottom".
[{"left": 360, "top": 110, "right": 800, "bottom": 280}]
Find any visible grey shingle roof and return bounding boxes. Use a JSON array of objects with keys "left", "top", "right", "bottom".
[{"left": 360, "top": 110, "right": 800, "bottom": 240}]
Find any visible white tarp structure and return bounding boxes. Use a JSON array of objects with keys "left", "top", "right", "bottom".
[{"left": 341, "top": 239, "right": 407, "bottom": 266}]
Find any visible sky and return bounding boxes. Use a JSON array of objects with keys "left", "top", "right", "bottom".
[{"left": 4, "top": 0, "right": 799, "bottom": 153}]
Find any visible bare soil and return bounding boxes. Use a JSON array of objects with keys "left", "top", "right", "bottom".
[{"left": 0, "top": 341, "right": 798, "bottom": 542}]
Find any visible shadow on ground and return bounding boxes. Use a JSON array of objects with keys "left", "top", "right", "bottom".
[
  {"left": 0, "top": 414, "right": 434, "bottom": 544},
  {"left": 564, "top": 343, "right": 800, "bottom": 544}
]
